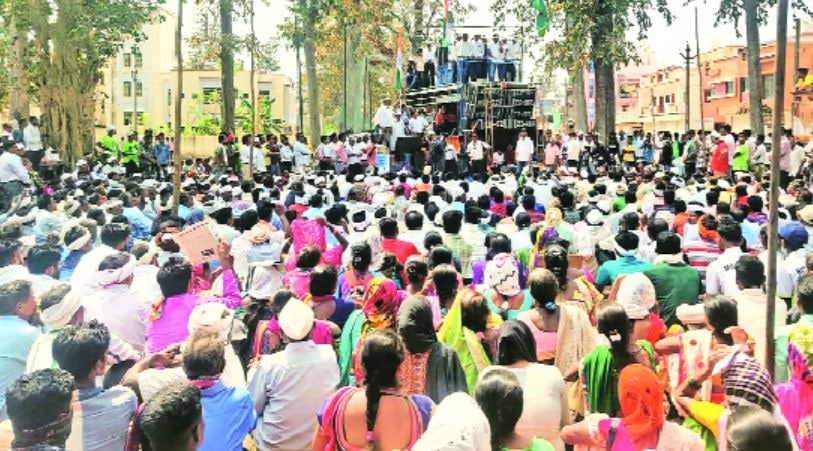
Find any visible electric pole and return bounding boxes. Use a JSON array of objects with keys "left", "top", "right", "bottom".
[{"left": 679, "top": 42, "right": 696, "bottom": 132}]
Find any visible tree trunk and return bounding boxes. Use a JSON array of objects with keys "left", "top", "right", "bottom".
[
  {"left": 303, "top": 3, "right": 321, "bottom": 148},
  {"left": 592, "top": 2, "right": 615, "bottom": 141},
  {"left": 220, "top": 0, "right": 236, "bottom": 133},
  {"left": 744, "top": 0, "right": 764, "bottom": 134},
  {"left": 594, "top": 61, "right": 616, "bottom": 141},
  {"left": 572, "top": 64, "right": 588, "bottom": 132},
  {"left": 173, "top": 0, "right": 184, "bottom": 216},
  {"left": 348, "top": 31, "right": 364, "bottom": 131},
  {"left": 9, "top": 15, "right": 30, "bottom": 120}
]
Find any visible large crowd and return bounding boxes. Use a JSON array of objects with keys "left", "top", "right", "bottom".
[{"left": 0, "top": 112, "right": 812, "bottom": 451}]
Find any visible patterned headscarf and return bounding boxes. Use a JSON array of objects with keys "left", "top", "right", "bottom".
[
  {"left": 485, "top": 253, "right": 521, "bottom": 297},
  {"left": 722, "top": 355, "right": 778, "bottom": 411},
  {"left": 618, "top": 364, "right": 665, "bottom": 442},
  {"left": 361, "top": 277, "right": 400, "bottom": 334},
  {"left": 788, "top": 323, "right": 813, "bottom": 389}
]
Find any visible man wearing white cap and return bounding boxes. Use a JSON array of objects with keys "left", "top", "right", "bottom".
[{"left": 247, "top": 298, "right": 339, "bottom": 451}]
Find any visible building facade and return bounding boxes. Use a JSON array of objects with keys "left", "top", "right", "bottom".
[{"left": 94, "top": 12, "right": 295, "bottom": 140}]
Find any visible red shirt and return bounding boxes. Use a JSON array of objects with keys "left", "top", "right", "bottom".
[{"left": 381, "top": 238, "right": 420, "bottom": 265}]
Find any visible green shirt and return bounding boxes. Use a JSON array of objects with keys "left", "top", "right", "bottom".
[
  {"left": 774, "top": 313, "right": 813, "bottom": 382},
  {"left": 643, "top": 262, "right": 701, "bottom": 327},
  {"left": 732, "top": 144, "right": 750, "bottom": 171},
  {"left": 120, "top": 141, "right": 140, "bottom": 164},
  {"left": 101, "top": 135, "right": 119, "bottom": 158}
]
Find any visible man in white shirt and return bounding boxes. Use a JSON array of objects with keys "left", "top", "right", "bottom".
[
  {"left": 515, "top": 128, "right": 534, "bottom": 176},
  {"left": 71, "top": 223, "right": 130, "bottom": 298},
  {"left": 471, "top": 35, "right": 486, "bottom": 81},
  {"left": 467, "top": 132, "right": 491, "bottom": 178},
  {"left": 247, "top": 299, "right": 339, "bottom": 451},
  {"left": 0, "top": 143, "right": 31, "bottom": 212},
  {"left": 83, "top": 253, "right": 148, "bottom": 351},
  {"left": 457, "top": 34, "right": 474, "bottom": 83},
  {"left": 423, "top": 45, "right": 436, "bottom": 87},
  {"left": 777, "top": 222, "right": 809, "bottom": 301},
  {"left": 567, "top": 133, "right": 583, "bottom": 169},
  {"left": 400, "top": 210, "right": 427, "bottom": 253},
  {"left": 293, "top": 134, "right": 310, "bottom": 170},
  {"left": 373, "top": 99, "right": 394, "bottom": 148},
  {"left": 733, "top": 255, "right": 787, "bottom": 368},
  {"left": 705, "top": 217, "right": 744, "bottom": 296},
  {"left": 391, "top": 112, "right": 406, "bottom": 151},
  {"left": 720, "top": 124, "right": 736, "bottom": 168},
  {"left": 409, "top": 111, "right": 429, "bottom": 136},
  {"left": 487, "top": 34, "right": 502, "bottom": 81},
  {"left": 23, "top": 116, "right": 44, "bottom": 171}
]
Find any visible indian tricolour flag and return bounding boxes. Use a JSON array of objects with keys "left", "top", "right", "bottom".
[{"left": 395, "top": 30, "right": 404, "bottom": 91}]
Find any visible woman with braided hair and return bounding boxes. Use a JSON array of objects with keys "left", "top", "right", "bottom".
[{"left": 313, "top": 329, "right": 434, "bottom": 450}]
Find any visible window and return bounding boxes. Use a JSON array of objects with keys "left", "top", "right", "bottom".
[
  {"left": 123, "top": 53, "right": 132, "bottom": 68},
  {"left": 621, "top": 105, "right": 629, "bottom": 112},
  {"left": 167, "top": 89, "right": 172, "bottom": 107},
  {"left": 664, "top": 95, "right": 671, "bottom": 105},
  {"left": 123, "top": 81, "right": 132, "bottom": 97},
  {"left": 763, "top": 74, "right": 775, "bottom": 98},
  {"left": 202, "top": 87, "right": 222, "bottom": 104},
  {"left": 739, "top": 77, "right": 748, "bottom": 94},
  {"left": 124, "top": 112, "right": 133, "bottom": 126},
  {"left": 704, "top": 89, "right": 711, "bottom": 102},
  {"left": 135, "top": 81, "right": 143, "bottom": 97},
  {"left": 135, "top": 53, "right": 143, "bottom": 68},
  {"left": 259, "top": 89, "right": 271, "bottom": 99}
]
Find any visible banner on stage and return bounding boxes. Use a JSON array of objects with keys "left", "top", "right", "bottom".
[{"left": 375, "top": 151, "right": 391, "bottom": 173}]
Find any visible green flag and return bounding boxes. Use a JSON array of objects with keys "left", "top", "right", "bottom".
[{"left": 531, "top": 0, "right": 549, "bottom": 35}]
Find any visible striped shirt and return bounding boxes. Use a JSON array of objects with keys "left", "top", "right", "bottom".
[{"left": 683, "top": 240, "right": 721, "bottom": 288}]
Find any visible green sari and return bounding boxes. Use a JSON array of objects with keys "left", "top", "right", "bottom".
[
  {"left": 438, "top": 294, "right": 491, "bottom": 394},
  {"left": 337, "top": 309, "right": 365, "bottom": 387},
  {"left": 579, "top": 340, "right": 656, "bottom": 416}
]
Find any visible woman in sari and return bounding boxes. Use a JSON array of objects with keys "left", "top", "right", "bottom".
[
  {"left": 475, "top": 367, "right": 556, "bottom": 451},
  {"left": 413, "top": 392, "right": 491, "bottom": 451},
  {"left": 396, "top": 296, "right": 468, "bottom": 404},
  {"left": 473, "top": 233, "right": 527, "bottom": 289},
  {"left": 543, "top": 244, "right": 604, "bottom": 319},
  {"left": 492, "top": 320, "right": 569, "bottom": 451},
  {"left": 562, "top": 364, "right": 704, "bottom": 451},
  {"left": 337, "top": 277, "right": 401, "bottom": 386},
  {"left": 773, "top": 324, "right": 813, "bottom": 450},
  {"left": 579, "top": 302, "right": 655, "bottom": 416},
  {"left": 656, "top": 297, "right": 738, "bottom": 403},
  {"left": 484, "top": 253, "right": 534, "bottom": 320},
  {"left": 675, "top": 352, "right": 795, "bottom": 451},
  {"left": 334, "top": 242, "right": 381, "bottom": 327},
  {"left": 439, "top": 287, "right": 497, "bottom": 393},
  {"left": 314, "top": 329, "right": 434, "bottom": 451}
]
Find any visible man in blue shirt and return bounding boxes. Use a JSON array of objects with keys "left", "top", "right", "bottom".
[
  {"left": 121, "top": 193, "right": 153, "bottom": 241},
  {"left": 153, "top": 133, "right": 171, "bottom": 180},
  {"left": 595, "top": 231, "right": 652, "bottom": 291},
  {"left": 178, "top": 192, "right": 204, "bottom": 225},
  {"left": 0, "top": 279, "right": 41, "bottom": 421}
]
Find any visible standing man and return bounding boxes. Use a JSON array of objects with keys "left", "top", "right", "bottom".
[
  {"left": 488, "top": 34, "right": 502, "bottom": 81},
  {"left": 780, "top": 128, "right": 792, "bottom": 189},
  {"left": 731, "top": 132, "right": 750, "bottom": 176},
  {"left": 467, "top": 132, "right": 490, "bottom": 178},
  {"left": 423, "top": 44, "right": 436, "bottom": 87},
  {"left": 120, "top": 131, "right": 141, "bottom": 176},
  {"left": 23, "top": 116, "right": 43, "bottom": 172},
  {"left": 515, "top": 128, "right": 534, "bottom": 177},
  {"left": 153, "top": 133, "right": 171, "bottom": 180},
  {"left": 0, "top": 143, "right": 31, "bottom": 212},
  {"left": 293, "top": 134, "right": 310, "bottom": 171},
  {"left": 373, "top": 99, "right": 394, "bottom": 149},
  {"left": 567, "top": 132, "right": 583, "bottom": 169},
  {"left": 544, "top": 135, "right": 561, "bottom": 170},
  {"left": 752, "top": 134, "right": 768, "bottom": 180},
  {"left": 100, "top": 127, "right": 119, "bottom": 161},
  {"left": 456, "top": 34, "right": 473, "bottom": 83},
  {"left": 471, "top": 35, "right": 487, "bottom": 81}
]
